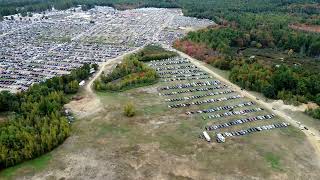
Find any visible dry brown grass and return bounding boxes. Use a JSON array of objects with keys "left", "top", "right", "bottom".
[{"left": 289, "top": 24, "right": 320, "bottom": 33}]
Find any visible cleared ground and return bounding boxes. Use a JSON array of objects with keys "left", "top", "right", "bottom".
[
  {"left": 2, "top": 54, "right": 320, "bottom": 180},
  {"left": 289, "top": 24, "right": 320, "bottom": 33}
]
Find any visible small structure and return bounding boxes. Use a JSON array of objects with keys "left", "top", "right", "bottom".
[
  {"left": 79, "top": 80, "right": 85, "bottom": 86},
  {"left": 203, "top": 131, "right": 211, "bottom": 142},
  {"left": 216, "top": 133, "right": 225, "bottom": 143},
  {"left": 90, "top": 68, "right": 95, "bottom": 74}
]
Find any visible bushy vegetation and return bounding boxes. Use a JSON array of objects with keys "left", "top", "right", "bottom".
[
  {"left": 306, "top": 108, "right": 320, "bottom": 120},
  {"left": 0, "top": 63, "right": 96, "bottom": 169},
  {"left": 94, "top": 45, "right": 176, "bottom": 92},
  {"left": 93, "top": 56, "right": 158, "bottom": 91},
  {"left": 124, "top": 102, "right": 136, "bottom": 117},
  {"left": 135, "top": 45, "right": 178, "bottom": 62}
]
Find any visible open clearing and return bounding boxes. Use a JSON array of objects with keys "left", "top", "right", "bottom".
[
  {"left": 3, "top": 50, "right": 320, "bottom": 180},
  {"left": 289, "top": 24, "right": 320, "bottom": 33}
]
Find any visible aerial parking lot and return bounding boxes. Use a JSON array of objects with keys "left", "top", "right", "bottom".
[
  {"left": 148, "top": 57, "right": 291, "bottom": 143},
  {"left": 0, "top": 6, "right": 213, "bottom": 92}
]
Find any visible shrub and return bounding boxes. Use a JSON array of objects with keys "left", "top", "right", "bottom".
[
  {"left": 306, "top": 108, "right": 320, "bottom": 120},
  {"left": 262, "top": 84, "right": 277, "bottom": 99},
  {"left": 124, "top": 102, "right": 136, "bottom": 117},
  {"left": 213, "top": 58, "right": 232, "bottom": 70}
]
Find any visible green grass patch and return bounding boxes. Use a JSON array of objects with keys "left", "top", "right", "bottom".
[
  {"left": 96, "top": 91, "right": 128, "bottom": 104},
  {"left": 0, "top": 153, "right": 52, "bottom": 179},
  {"left": 142, "top": 104, "right": 167, "bottom": 115},
  {"left": 177, "top": 121, "right": 194, "bottom": 134},
  {"left": 97, "top": 123, "right": 130, "bottom": 138},
  {"left": 102, "top": 80, "right": 159, "bottom": 93},
  {"left": 279, "top": 126, "right": 304, "bottom": 139},
  {"left": 159, "top": 135, "right": 190, "bottom": 153},
  {"left": 157, "top": 124, "right": 196, "bottom": 155},
  {"left": 264, "top": 152, "right": 281, "bottom": 170}
]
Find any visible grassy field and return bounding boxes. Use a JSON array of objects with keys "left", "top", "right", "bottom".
[
  {"left": 0, "top": 154, "right": 52, "bottom": 180},
  {"left": 2, "top": 56, "right": 320, "bottom": 179}
]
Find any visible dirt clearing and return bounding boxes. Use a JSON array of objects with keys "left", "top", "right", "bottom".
[{"left": 290, "top": 24, "right": 320, "bottom": 33}]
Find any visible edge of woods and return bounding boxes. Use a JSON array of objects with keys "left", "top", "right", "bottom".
[{"left": 0, "top": 63, "right": 98, "bottom": 169}]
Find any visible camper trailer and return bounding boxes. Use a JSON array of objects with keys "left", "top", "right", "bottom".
[{"left": 203, "top": 131, "right": 211, "bottom": 142}]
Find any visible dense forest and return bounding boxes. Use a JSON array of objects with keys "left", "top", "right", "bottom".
[
  {"left": 94, "top": 45, "right": 176, "bottom": 91},
  {"left": 0, "top": 64, "right": 97, "bottom": 169}
]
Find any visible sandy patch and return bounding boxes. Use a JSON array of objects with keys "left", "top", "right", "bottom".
[
  {"left": 270, "top": 100, "right": 319, "bottom": 112},
  {"left": 65, "top": 94, "right": 103, "bottom": 119}
]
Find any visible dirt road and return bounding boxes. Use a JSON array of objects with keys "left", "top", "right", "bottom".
[
  {"left": 65, "top": 47, "right": 145, "bottom": 119},
  {"left": 86, "top": 47, "right": 144, "bottom": 95},
  {"left": 173, "top": 49, "right": 320, "bottom": 159}
]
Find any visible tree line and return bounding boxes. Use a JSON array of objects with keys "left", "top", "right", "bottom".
[{"left": 0, "top": 63, "right": 97, "bottom": 169}]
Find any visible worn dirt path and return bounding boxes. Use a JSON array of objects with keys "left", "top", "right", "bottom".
[
  {"left": 86, "top": 47, "right": 144, "bottom": 95},
  {"left": 65, "top": 47, "right": 144, "bottom": 119},
  {"left": 172, "top": 48, "right": 320, "bottom": 159}
]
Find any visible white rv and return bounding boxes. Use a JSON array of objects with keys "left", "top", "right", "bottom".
[{"left": 203, "top": 131, "right": 211, "bottom": 142}]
